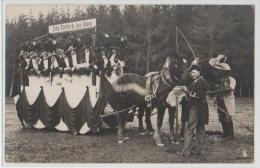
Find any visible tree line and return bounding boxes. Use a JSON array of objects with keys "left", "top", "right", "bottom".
[{"left": 5, "top": 5, "right": 254, "bottom": 97}]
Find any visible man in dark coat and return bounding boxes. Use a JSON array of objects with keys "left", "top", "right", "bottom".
[
  {"left": 182, "top": 64, "right": 209, "bottom": 156},
  {"left": 95, "top": 47, "right": 111, "bottom": 76},
  {"left": 63, "top": 41, "right": 81, "bottom": 75},
  {"left": 77, "top": 45, "right": 94, "bottom": 75},
  {"left": 30, "top": 50, "right": 43, "bottom": 76},
  {"left": 207, "top": 54, "right": 236, "bottom": 140},
  {"left": 57, "top": 49, "right": 73, "bottom": 70},
  {"left": 79, "top": 34, "right": 93, "bottom": 65},
  {"left": 19, "top": 50, "right": 32, "bottom": 86},
  {"left": 41, "top": 51, "right": 52, "bottom": 77}
]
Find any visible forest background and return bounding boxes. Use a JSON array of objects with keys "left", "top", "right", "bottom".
[{"left": 5, "top": 5, "right": 254, "bottom": 97}]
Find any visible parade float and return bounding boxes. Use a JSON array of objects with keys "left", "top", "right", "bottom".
[{"left": 15, "top": 18, "right": 127, "bottom": 134}]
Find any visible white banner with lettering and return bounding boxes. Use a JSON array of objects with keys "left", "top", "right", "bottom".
[{"left": 49, "top": 18, "right": 96, "bottom": 33}]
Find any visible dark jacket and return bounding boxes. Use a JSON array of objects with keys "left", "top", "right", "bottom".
[
  {"left": 188, "top": 76, "right": 209, "bottom": 124},
  {"left": 189, "top": 76, "right": 208, "bottom": 104},
  {"left": 19, "top": 57, "right": 32, "bottom": 86},
  {"left": 94, "top": 55, "right": 112, "bottom": 76},
  {"left": 79, "top": 49, "right": 93, "bottom": 64},
  {"left": 30, "top": 59, "right": 44, "bottom": 75},
  {"left": 56, "top": 55, "right": 73, "bottom": 69},
  {"left": 41, "top": 58, "right": 52, "bottom": 76}
]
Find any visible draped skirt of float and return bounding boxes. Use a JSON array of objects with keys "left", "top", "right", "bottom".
[{"left": 15, "top": 74, "right": 102, "bottom": 134}]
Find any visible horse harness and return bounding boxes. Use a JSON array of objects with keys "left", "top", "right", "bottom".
[
  {"left": 144, "top": 68, "right": 177, "bottom": 105},
  {"left": 100, "top": 68, "right": 179, "bottom": 118}
]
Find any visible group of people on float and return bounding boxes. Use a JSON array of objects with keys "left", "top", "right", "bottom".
[{"left": 18, "top": 36, "right": 125, "bottom": 87}]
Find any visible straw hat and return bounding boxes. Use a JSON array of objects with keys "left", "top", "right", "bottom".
[{"left": 209, "top": 54, "right": 231, "bottom": 71}]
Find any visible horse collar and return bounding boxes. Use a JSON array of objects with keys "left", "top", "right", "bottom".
[{"left": 161, "top": 70, "right": 176, "bottom": 87}]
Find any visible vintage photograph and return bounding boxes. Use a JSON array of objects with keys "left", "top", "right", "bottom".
[{"left": 3, "top": 2, "right": 256, "bottom": 165}]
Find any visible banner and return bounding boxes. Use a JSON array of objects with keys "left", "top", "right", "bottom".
[{"left": 49, "top": 18, "right": 96, "bottom": 34}]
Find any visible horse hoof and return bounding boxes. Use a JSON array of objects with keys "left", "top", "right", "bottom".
[
  {"left": 118, "top": 140, "right": 124, "bottom": 144},
  {"left": 172, "top": 141, "right": 180, "bottom": 145},
  {"left": 124, "top": 136, "right": 130, "bottom": 140},
  {"left": 154, "top": 137, "right": 165, "bottom": 147},
  {"left": 140, "top": 132, "right": 146, "bottom": 136},
  {"left": 140, "top": 130, "right": 153, "bottom": 136},
  {"left": 156, "top": 143, "right": 165, "bottom": 147}
]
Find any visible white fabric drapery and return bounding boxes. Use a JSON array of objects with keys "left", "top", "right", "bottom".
[
  {"left": 17, "top": 72, "right": 102, "bottom": 134},
  {"left": 43, "top": 85, "right": 62, "bottom": 107}
]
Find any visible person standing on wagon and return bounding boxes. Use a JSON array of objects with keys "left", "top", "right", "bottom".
[
  {"left": 68, "top": 40, "right": 81, "bottom": 73},
  {"left": 77, "top": 35, "right": 94, "bottom": 75},
  {"left": 18, "top": 45, "right": 31, "bottom": 87},
  {"left": 77, "top": 39, "right": 94, "bottom": 86}
]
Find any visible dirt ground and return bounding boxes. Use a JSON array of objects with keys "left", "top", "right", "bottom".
[{"left": 4, "top": 97, "right": 254, "bottom": 163}]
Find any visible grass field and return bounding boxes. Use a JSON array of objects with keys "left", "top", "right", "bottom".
[{"left": 4, "top": 97, "right": 254, "bottom": 163}]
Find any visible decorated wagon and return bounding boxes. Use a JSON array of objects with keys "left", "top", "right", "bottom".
[
  {"left": 14, "top": 20, "right": 237, "bottom": 145},
  {"left": 14, "top": 18, "right": 128, "bottom": 134}
]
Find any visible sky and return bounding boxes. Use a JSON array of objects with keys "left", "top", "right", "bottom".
[
  {"left": 5, "top": 5, "right": 89, "bottom": 22},
  {"left": 5, "top": 4, "right": 127, "bottom": 22}
]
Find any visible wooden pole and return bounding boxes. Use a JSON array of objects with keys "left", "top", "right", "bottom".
[
  {"left": 49, "top": 71, "right": 52, "bottom": 86},
  {"left": 175, "top": 97, "right": 179, "bottom": 138},
  {"left": 9, "top": 44, "right": 17, "bottom": 97}
]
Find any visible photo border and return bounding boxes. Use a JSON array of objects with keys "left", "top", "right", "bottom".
[{"left": 1, "top": 0, "right": 259, "bottom": 168}]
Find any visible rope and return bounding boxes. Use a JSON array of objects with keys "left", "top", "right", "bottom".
[
  {"left": 100, "top": 105, "right": 137, "bottom": 118},
  {"left": 176, "top": 26, "right": 197, "bottom": 60},
  {"left": 130, "top": 110, "right": 157, "bottom": 117}
]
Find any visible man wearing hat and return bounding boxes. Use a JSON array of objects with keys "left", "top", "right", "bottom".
[
  {"left": 40, "top": 50, "right": 52, "bottom": 81},
  {"left": 207, "top": 54, "right": 236, "bottom": 140},
  {"left": 19, "top": 48, "right": 32, "bottom": 87},
  {"left": 79, "top": 34, "right": 93, "bottom": 65},
  {"left": 29, "top": 42, "right": 43, "bottom": 76},
  {"left": 182, "top": 64, "right": 209, "bottom": 156},
  {"left": 57, "top": 48, "right": 73, "bottom": 70},
  {"left": 49, "top": 51, "right": 62, "bottom": 85},
  {"left": 65, "top": 39, "right": 81, "bottom": 73},
  {"left": 73, "top": 45, "right": 94, "bottom": 86},
  {"left": 77, "top": 46, "right": 94, "bottom": 72},
  {"left": 56, "top": 47, "right": 74, "bottom": 83},
  {"left": 95, "top": 47, "right": 111, "bottom": 76},
  {"left": 109, "top": 48, "right": 118, "bottom": 67},
  {"left": 33, "top": 54, "right": 43, "bottom": 75}
]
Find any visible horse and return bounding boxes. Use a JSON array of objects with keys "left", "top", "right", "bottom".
[{"left": 100, "top": 55, "right": 191, "bottom": 144}]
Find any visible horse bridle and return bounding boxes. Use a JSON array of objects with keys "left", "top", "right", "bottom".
[
  {"left": 160, "top": 67, "right": 179, "bottom": 88},
  {"left": 145, "top": 68, "right": 179, "bottom": 102}
]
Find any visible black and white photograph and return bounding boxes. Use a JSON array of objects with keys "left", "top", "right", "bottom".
[{"left": 1, "top": 0, "right": 259, "bottom": 167}]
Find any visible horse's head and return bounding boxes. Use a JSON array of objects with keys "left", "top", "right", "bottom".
[
  {"left": 155, "top": 56, "right": 190, "bottom": 106},
  {"left": 163, "top": 53, "right": 193, "bottom": 85}
]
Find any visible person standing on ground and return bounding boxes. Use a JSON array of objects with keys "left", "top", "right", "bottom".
[
  {"left": 207, "top": 54, "right": 236, "bottom": 140},
  {"left": 182, "top": 64, "right": 209, "bottom": 157}
]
